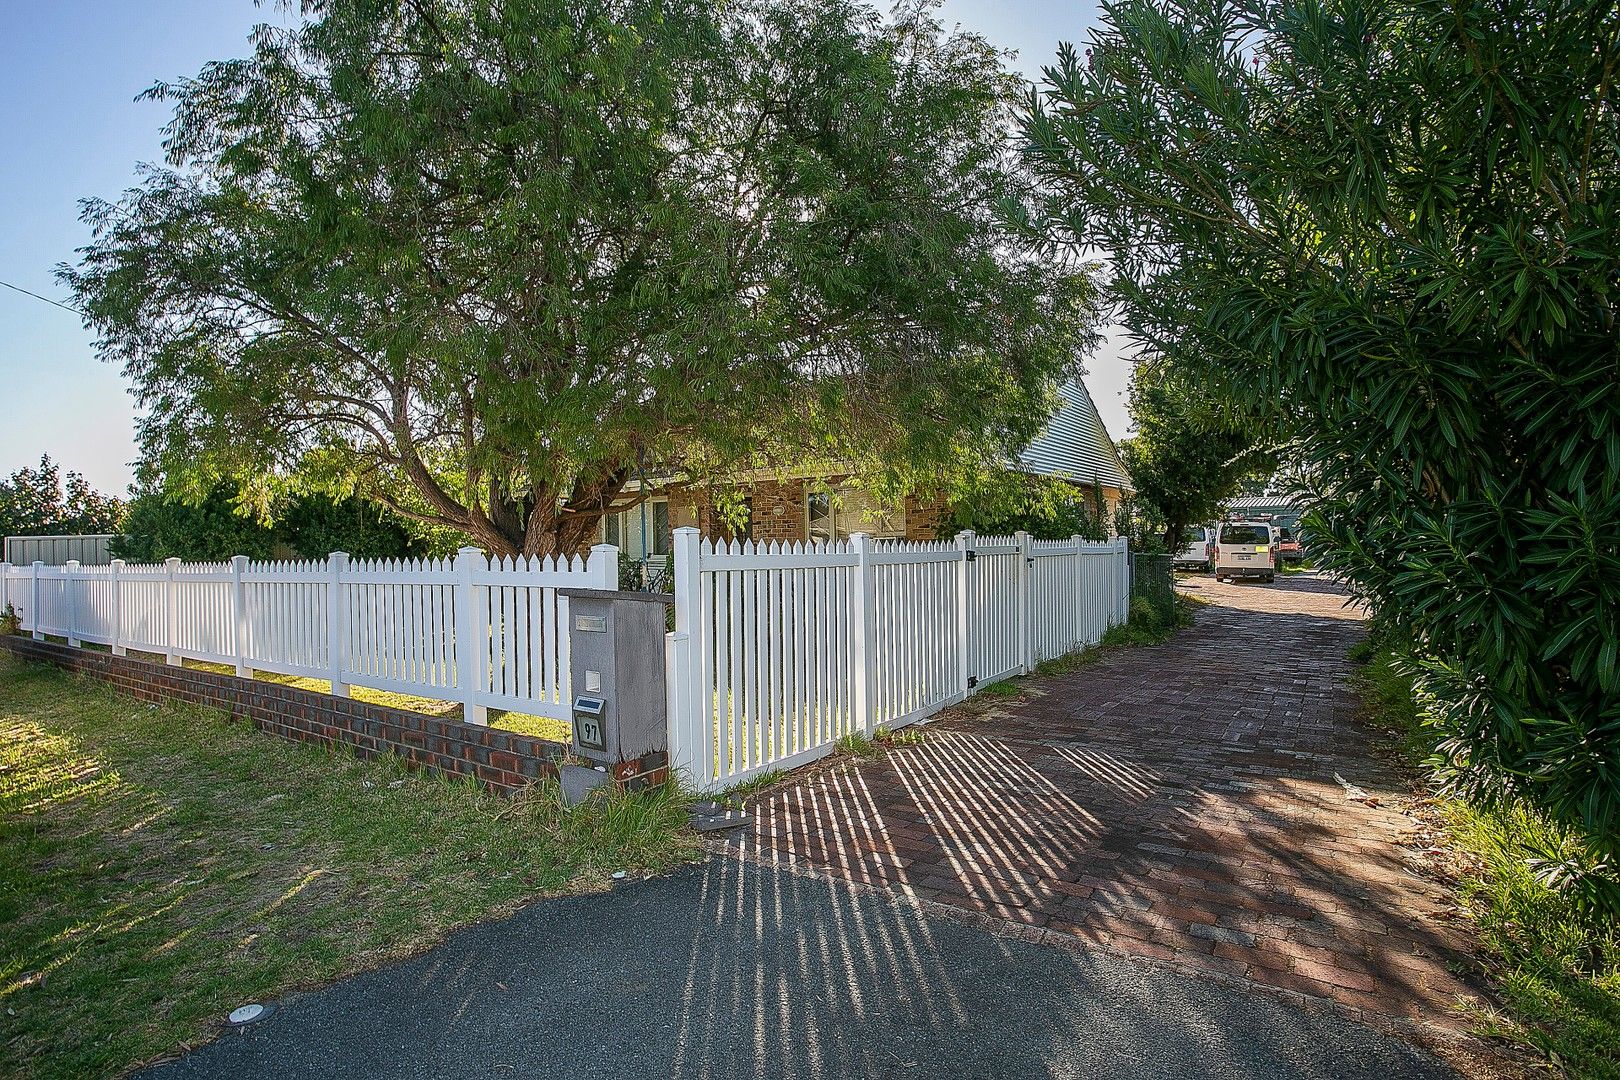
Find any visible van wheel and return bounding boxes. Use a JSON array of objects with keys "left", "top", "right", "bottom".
[{"left": 1265, "top": 574, "right": 1275, "bottom": 584}]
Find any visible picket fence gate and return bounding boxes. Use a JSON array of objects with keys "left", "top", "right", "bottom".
[
  {"left": 0, "top": 546, "right": 616, "bottom": 724},
  {"left": 665, "top": 527, "right": 1131, "bottom": 792}
]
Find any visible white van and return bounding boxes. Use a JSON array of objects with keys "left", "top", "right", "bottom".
[
  {"left": 1173, "top": 525, "right": 1214, "bottom": 571},
  {"left": 1214, "top": 521, "right": 1276, "bottom": 583}
]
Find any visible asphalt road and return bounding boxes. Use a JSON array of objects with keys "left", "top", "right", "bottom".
[{"left": 141, "top": 857, "right": 1455, "bottom": 1080}]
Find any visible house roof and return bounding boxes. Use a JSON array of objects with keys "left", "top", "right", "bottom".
[
  {"left": 1016, "top": 380, "right": 1134, "bottom": 492},
  {"left": 1225, "top": 495, "right": 1301, "bottom": 512}
]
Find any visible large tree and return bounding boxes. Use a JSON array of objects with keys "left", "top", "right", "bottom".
[
  {"left": 66, "top": 0, "right": 1094, "bottom": 557},
  {"left": 1020, "top": 0, "right": 1620, "bottom": 856},
  {"left": 1117, "top": 361, "right": 1272, "bottom": 553}
]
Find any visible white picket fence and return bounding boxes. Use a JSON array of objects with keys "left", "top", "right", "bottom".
[
  {"left": 665, "top": 527, "right": 1130, "bottom": 791},
  {"left": 3, "top": 528, "right": 1131, "bottom": 791},
  {"left": 0, "top": 546, "right": 616, "bottom": 724}
]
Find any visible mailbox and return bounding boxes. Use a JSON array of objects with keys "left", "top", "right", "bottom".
[{"left": 559, "top": 588, "right": 671, "bottom": 767}]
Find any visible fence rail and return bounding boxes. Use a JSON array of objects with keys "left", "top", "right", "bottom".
[
  {"left": 666, "top": 528, "right": 1131, "bottom": 792},
  {"left": 0, "top": 547, "right": 616, "bottom": 725}
]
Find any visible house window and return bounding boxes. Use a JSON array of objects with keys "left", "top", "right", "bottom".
[
  {"left": 804, "top": 487, "right": 906, "bottom": 542},
  {"left": 601, "top": 498, "right": 671, "bottom": 559},
  {"left": 806, "top": 490, "right": 835, "bottom": 543}
]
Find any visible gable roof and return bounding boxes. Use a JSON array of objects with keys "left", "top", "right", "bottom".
[{"left": 1016, "top": 380, "right": 1134, "bottom": 492}]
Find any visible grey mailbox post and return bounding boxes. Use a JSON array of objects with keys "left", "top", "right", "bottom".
[{"left": 559, "top": 588, "right": 671, "bottom": 770}]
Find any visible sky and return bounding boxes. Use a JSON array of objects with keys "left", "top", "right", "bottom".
[{"left": 0, "top": 0, "right": 1126, "bottom": 498}]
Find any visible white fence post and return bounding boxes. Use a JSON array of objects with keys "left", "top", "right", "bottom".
[
  {"left": 1015, "top": 531, "right": 1033, "bottom": 674},
  {"left": 231, "top": 555, "right": 252, "bottom": 678},
  {"left": 454, "top": 546, "right": 489, "bottom": 726},
  {"left": 589, "top": 543, "right": 619, "bottom": 590},
  {"left": 110, "top": 558, "right": 125, "bottom": 656},
  {"left": 955, "top": 529, "right": 974, "bottom": 694},
  {"left": 63, "top": 560, "right": 80, "bottom": 647},
  {"left": 327, "top": 552, "right": 350, "bottom": 697},
  {"left": 666, "top": 527, "right": 708, "bottom": 788},
  {"left": 164, "top": 557, "right": 181, "bottom": 664},
  {"left": 31, "top": 561, "right": 43, "bottom": 640},
  {"left": 850, "top": 532, "right": 877, "bottom": 736}
]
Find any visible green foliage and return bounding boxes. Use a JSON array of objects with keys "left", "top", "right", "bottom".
[
  {"left": 835, "top": 729, "right": 880, "bottom": 759},
  {"left": 1, "top": 603, "right": 20, "bottom": 636},
  {"left": 1022, "top": 0, "right": 1620, "bottom": 858},
  {"left": 941, "top": 471, "right": 1112, "bottom": 540},
  {"left": 111, "top": 484, "right": 423, "bottom": 562},
  {"left": 65, "top": 0, "right": 1096, "bottom": 559},
  {"left": 1130, "top": 553, "right": 1177, "bottom": 627},
  {"left": 0, "top": 456, "right": 124, "bottom": 538},
  {"left": 1116, "top": 363, "right": 1273, "bottom": 552}
]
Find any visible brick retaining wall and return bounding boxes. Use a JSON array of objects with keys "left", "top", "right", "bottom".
[{"left": 0, "top": 635, "right": 664, "bottom": 794}]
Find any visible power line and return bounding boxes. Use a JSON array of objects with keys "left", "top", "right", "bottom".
[{"left": 0, "top": 278, "right": 84, "bottom": 317}]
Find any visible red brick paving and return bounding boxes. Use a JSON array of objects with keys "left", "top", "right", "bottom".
[{"left": 730, "top": 572, "right": 1483, "bottom": 1036}]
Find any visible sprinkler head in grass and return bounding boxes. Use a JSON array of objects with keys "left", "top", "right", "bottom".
[{"left": 228, "top": 1002, "right": 273, "bottom": 1026}]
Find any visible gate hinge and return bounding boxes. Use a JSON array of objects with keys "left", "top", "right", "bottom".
[
  {"left": 964, "top": 549, "right": 977, "bottom": 562},
  {"left": 967, "top": 676, "right": 979, "bottom": 689}
]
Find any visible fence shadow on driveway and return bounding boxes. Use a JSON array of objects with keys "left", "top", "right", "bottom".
[{"left": 733, "top": 577, "right": 1482, "bottom": 1043}]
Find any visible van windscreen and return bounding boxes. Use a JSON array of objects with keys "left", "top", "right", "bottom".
[{"left": 1220, "top": 525, "right": 1270, "bottom": 544}]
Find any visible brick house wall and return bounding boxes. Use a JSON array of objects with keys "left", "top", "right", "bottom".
[
  {"left": 663, "top": 478, "right": 1120, "bottom": 546},
  {"left": 665, "top": 478, "right": 951, "bottom": 544}
]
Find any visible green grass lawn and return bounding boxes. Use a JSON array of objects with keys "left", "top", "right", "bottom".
[
  {"left": 1352, "top": 645, "right": 1620, "bottom": 1078},
  {"left": 0, "top": 652, "right": 699, "bottom": 1079}
]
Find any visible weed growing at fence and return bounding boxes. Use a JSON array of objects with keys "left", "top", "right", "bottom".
[
  {"left": 835, "top": 730, "right": 881, "bottom": 760},
  {"left": 876, "top": 726, "right": 927, "bottom": 749},
  {"left": 0, "top": 602, "right": 19, "bottom": 636},
  {"left": 719, "top": 769, "right": 785, "bottom": 802},
  {"left": 1032, "top": 594, "right": 1197, "bottom": 677},
  {"left": 1352, "top": 646, "right": 1620, "bottom": 1077},
  {"left": 0, "top": 653, "right": 699, "bottom": 1080},
  {"left": 976, "top": 679, "right": 1025, "bottom": 699}
]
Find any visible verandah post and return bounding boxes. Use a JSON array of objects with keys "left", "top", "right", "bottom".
[
  {"left": 955, "top": 529, "right": 974, "bottom": 696},
  {"left": 110, "top": 558, "right": 125, "bottom": 656},
  {"left": 454, "top": 546, "right": 489, "bottom": 726},
  {"left": 1015, "top": 530, "right": 1033, "bottom": 674},
  {"left": 666, "top": 528, "right": 708, "bottom": 789},
  {"left": 851, "top": 532, "right": 878, "bottom": 736},
  {"left": 327, "top": 552, "right": 350, "bottom": 698}
]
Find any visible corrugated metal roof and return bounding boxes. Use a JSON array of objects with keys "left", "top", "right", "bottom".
[
  {"left": 1016, "top": 380, "right": 1133, "bottom": 492},
  {"left": 1225, "top": 495, "right": 1300, "bottom": 512}
]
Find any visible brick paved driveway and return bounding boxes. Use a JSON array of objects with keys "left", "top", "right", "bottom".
[{"left": 731, "top": 571, "right": 1482, "bottom": 1041}]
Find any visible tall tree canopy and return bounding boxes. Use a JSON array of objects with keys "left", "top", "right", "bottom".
[
  {"left": 0, "top": 457, "right": 125, "bottom": 539},
  {"left": 66, "top": 0, "right": 1094, "bottom": 557},
  {"left": 1021, "top": 0, "right": 1620, "bottom": 855},
  {"left": 1116, "top": 361, "right": 1272, "bottom": 553},
  {"left": 110, "top": 484, "right": 425, "bottom": 563}
]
